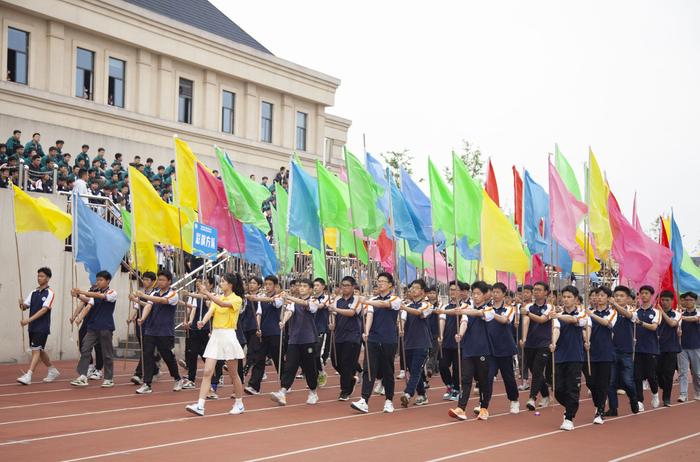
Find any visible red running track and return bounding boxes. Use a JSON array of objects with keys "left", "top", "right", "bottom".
[{"left": 0, "top": 360, "right": 698, "bottom": 461}]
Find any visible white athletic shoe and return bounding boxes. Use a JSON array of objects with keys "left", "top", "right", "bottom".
[
  {"left": 617, "top": 389, "right": 626, "bottom": 395},
  {"left": 181, "top": 379, "right": 196, "bottom": 390},
  {"left": 443, "top": 387, "right": 453, "bottom": 400},
  {"left": 637, "top": 401, "right": 645, "bottom": 412},
  {"left": 373, "top": 382, "right": 385, "bottom": 395},
  {"left": 510, "top": 401, "right": 520, "bottom": 414},
  {"left": 87, "top": 365, "right": 96, "bottom": 376},
  {"left": 526, "top": 398, "right": 536, "bottom": 411},
  {"left": 186, "top": 404, "right": 205, "bottom": 416},
  {"left": 271, "top": 390, "right": 287, "bottom": 406},
  {"left": 229, "top": 400, "right": 245, "bottom": 415},
  {"left": 694, "top": 393, "right": 700, "bottom": 401},
  {"left": 244, "top": 386, "right": 260, "bottom": 395},
  {"left": 173, "top": 379, "right": 185, "bottom": 391},
  {"left": 101, "top": 380, "right": 115, "bottom": 388},
  {"left": 88, "top": 369, "right": 103, "bottom": 380},
  {"left": 130, "top": 375, "right": 143, "bottom": 385},
  {"left": 560, "top": 419, "right": 574, "bottom": 431},
  {"left": 17, "top": 372, "right": 32, "bottom": 385},
  {"left": 136, "top": 384, "right": 152, "bottom": 394},
  {"left": 351, "top": 398, "right": 369, "bottom": 414},
  {"left": 397, "top": 370, "right": 406, "bottom": 379},
  {"left": 383, "top": 399, "right": 395, "bottom": 413},
  {"left": 177, "top": 359, "right": 188, "bottom": 370},
  {"left": 70, "top": 375, "right": 89, "bottom": 387},
  {"left": 43, "top": 367, "right": 60, "bottom": 383},
  {"left": 651, "top": 393, "right": 660, "bottom": 408},
  {"left": 306, "top": 390, "right": 319, "bottom": 405},
  {"left": 593, "top": 414, "right": 604, "bottom": 425},
  {"left": 677, "top": 395, "right": 687, "bottom": 403},
  {"left": 643, "top": 380, "right": 649, "bottom": 390},
  {"left": 262, "top": 372, "right": 268, "bottom": 380},
  {"left": 538, "top": 397, "right": 550, "bottom": 408},
  {"left": 415, "top": 395, "right": 429, "bottom": 406}
]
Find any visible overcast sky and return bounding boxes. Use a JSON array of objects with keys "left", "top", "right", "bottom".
[{"left": 212, "top": 0, "right": 700, "bottom": 252}]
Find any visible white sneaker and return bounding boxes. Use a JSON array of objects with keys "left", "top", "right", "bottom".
[
  {"left": 229, "top": 400, "right": 245, "bottom": 415},
  {"left": 181, "top": 379, "right": 196, "bottom": 390},
  {"left": 306, "top": 390, "right": 319, "bottom": 405},
  {"left": 173, "top": 379, "right": 184, "bottom": 391},
  {"left": 271, "top": 390, "right": 287, "bottom": 406},
  {"left": 383, "top": 399, "right": 395, "bottom": 413},
  {"left": 651, "top": 393, "right": 660, "bottom": 408},
  {"left": 643, "top": 380, "right": 649, "bottom": 390},
  {"left": 17, "top": 372, "right": 32, "bottom": 385},
  {"left": 262, "top": 372, "right": 268, "bottom": 380},
  {"left": 186, "top": 403, "right": 204, "bottom": 416},
  {"left": 526, "top": 398, "right": 536, "bottom": 411},
  {"left": 617, "top": 389, "right": 626, "bottom": 395},
  {"left": 136, "top": 384, "right": 152, "bottom": 394},
  {"left": 101, "top": 380, "right": 115, "bottom": 388},
  {"left": 694, "top": 393, "right": 700, "bottom": 401},
  {"left": 415, "top": 395, "right": 429, "bottom": 406},
  {"left": 593, "top": 414, "right": 604, "bottom": 425},
  {"left": 560, "top": 419, "right": 574, "bottom": 431},
  {"left": 70, "top": 375, "right": 89, "bottom": 387},
  {"left": 373, "top": 382, "right": 384, "bottom": 395},
  {"left": 677, "top": 395, "right": 687, "bottom": 403},
  {"left": 397, "top": 370, "right": 406, "bottom": 379},
  {"left": 43, "top": 367, "right": 60, "bottom": 383},
  {"left": 351, "top": 398, "right": 369, "bottom": 413},
  {"left": 244, "top": 386, "right": 260, "bottom": 395},
  {"left": 637, "top": 401, "right": 645, "bottom": 412},
  {"left": 538, "top": 397, "right": 550, "bottom": 408},
  {"left": 87, "top": 365, "right": 96, "bottom": 376},
  {"left": 177, "top": 359, "right": 188, "bottom": 370},
  {"left": 510, "top": 401, "right": 520, "bottom": 414},
  {"left": 88, "top": 369, "right": 103, "bottom": 380}
]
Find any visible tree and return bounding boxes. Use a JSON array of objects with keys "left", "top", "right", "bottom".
[
  {"left": 646, "top": 217, "right": 661, "bottom": 240},
  {"left": 443, "top": 139, "right": 485, "bottom": 184},
  {"left": 380, "top": 149, "right": 421, "bottom": 185}
]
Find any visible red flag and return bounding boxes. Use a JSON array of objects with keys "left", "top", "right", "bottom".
[
  {"left": 512, "top": 166, "right": 523, "bottom": 235},
  {"left": 525, "top": 254, "right": 547, "bottom": 285},
  {"left": 196, "top": 162, "right": 245, "bottom": 253},
  {"left": 485, "top": 159, "right": 500, "bottom": 206},
  {"left": 375, "top": 228, "right": 394, "bottom": 273},
  {"left": 659, "top": 217, "right": 677, "bottom": 305}
]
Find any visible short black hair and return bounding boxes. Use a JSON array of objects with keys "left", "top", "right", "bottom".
[
  {"left": 82, "top": 144, "right": 89, "bottom": 149},
  {"left": 561, "top": 285, "right": 579, "bottom": 297},
  {"left": 471, "top": 280, "right": 491, "bottom": 294},
  {"left": 313, "top": 277, "right": 327, "bottom": 287},
  {"left": 140, "top": 271, "right": 156, "bottom": 281},
  {"left": 613, "top": 285, "right": 631, "bottom": 297},
  {"left": 681, "top": 291, "right": 698, "bottom": 300},
  {"left": 98, "top": 147, "right": 105, "bottom": 153},
  {"left": 264, "top": 275, "right": 279, "bottom": 285},
  {"left": 409, "top": 279, "right": 427, "bottom": 291},
  {"left": 146, "top": 157, "right": 153, "bottom": 163},
  {"left": 96, "top": 270, "right": 112, "bottom": 281},
  {"left": 157, "top": 269, "right": 173, "bottom": 282},
  {"left": 297, "top": 278, "right": 313, "bottom": 288},
  {"left": 377, "top": 272, "right": 394, "bottom": 285},
  {"left": 78, "top": 168, "right": 88, "bottom": 179},
  {"left": 492, "top": 282, "right": 507, "bottom": 293},
  {"left": 32, "top": 132, "right": 40, "bottom": 137},
  {"left": 449, "top": 280, "right": 470, "bottom": 291},
  {"left": 594, "top": 286, "right": 612, "bottom": 297},
  {"left": 659, "top": 290, "right": 675, "bottom": 300},
  {"left": 533, "top": 281, "right": 550, "bottom": 293},
  {"left": 639, "top": 285, "right": 655, "bottom": 295},
  {"left": 427, "top": 285, "right": 437, "bottom": 293},
  {"left": 37, "top": 267, "right": 52, "bottom": 278},
  {"left": 13, "top": 129, "right": 21, "bottom": 135},
  {"left": 341, "top": 275, "right": 357, "bottom": 286},
  {"left": 56, "top": 139, "right": 64, "bottom": 144},
  {"left": 522, "top": 284, "right": 534, "bottom": 291},
  {"left": 248, "top": 276, "right": 263, "bottom": 286}
]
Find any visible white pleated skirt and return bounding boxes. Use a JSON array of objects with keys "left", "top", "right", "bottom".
[{"left": 203, "top": 328, "right": 245, "bottom": 361}]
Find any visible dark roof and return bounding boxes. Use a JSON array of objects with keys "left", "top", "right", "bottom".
[{"left": 123, "top": 0, "right": 272, "bottom": 54}]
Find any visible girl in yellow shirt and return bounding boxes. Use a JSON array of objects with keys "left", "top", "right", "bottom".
[{"left": 186, "top": 272, "right": 245, "bottom": 416}]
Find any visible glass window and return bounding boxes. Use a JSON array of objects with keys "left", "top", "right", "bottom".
[
  {"left": 260, "top": 101, "right": 273, "bottom": 143},
  {"left": 296, "top": 111, "right": 308, "bottom": 151},
  {"left": 7, "top": 27, "right": 29, "bottom": 84},
  {"left": 178, "top": 78, "right": 193, "bottom": 124},
  {"left": 108, "top": 57, "right": 125, "bottom": 108},
  {"left": 221, "top": 90, "right": 235, "bottom": 134},
  {"left": 75, "top": 48, "right": 95, "bottom": 100}
]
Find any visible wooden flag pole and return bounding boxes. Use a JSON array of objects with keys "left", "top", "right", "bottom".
[{"left": 12, "top": 187, "right": 26, "bottom": 354}]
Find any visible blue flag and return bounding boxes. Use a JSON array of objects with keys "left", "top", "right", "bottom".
[
  {"left": 288, "top": 161, "right": 322, "bottom": 250},
  {"left": 238, "top": 224, "right": 279, "bottom": 277},
  {"left": 365, "top": 152, "right": 390, "bottom": 218},
  {"left": 457, "top": 237, "right": 481, "bottom": 260},
  {"left": 400, "top": 168, "right": 439, "bottom": 244},
  {"left": 398, "top": 255, "right": 418, "bottom": 286},
  {"left": 671, "top": 214, "right": 700, "bottom": 293},
  {"left": 74, "top": 193, "right": 131, "bottom": 284},
  {"left": 391, "top": 177, "right": 430, "bottom": 253}
]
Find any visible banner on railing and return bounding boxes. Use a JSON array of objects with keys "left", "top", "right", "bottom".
[{"left": 193, "top": 222, "right": 218, "bottom": 260}]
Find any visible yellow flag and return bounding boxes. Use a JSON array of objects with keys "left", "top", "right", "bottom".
[
  {"left": 572, "top": 229, "right": 601, "bottom": 274},
  {"left": 480, "top": 190, "right": 530, "bottom": 274},
  {"left": 174, "top": 137, "right": 198, "bottom": 211},
  {"left": 134, "top": 241, "right": 158, "bottom": 274},
  {"left": 324, "top": 228, "right": 338, "bottom": 251},
  {"left": 589, "top": 149, "right": 612, "bottom": 259},
  {"left": 13, "top": 185, "right": 72, "bottom": 240}
]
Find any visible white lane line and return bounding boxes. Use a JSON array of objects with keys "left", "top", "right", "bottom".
[{"left": 608, "top": 430, "right": 700, "bottom": 462}]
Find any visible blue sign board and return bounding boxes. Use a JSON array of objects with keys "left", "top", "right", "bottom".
[{"left": 193, "top": 222, "right": 218, "bottom": 260}]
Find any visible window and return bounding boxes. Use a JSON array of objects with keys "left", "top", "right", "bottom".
[
  {"left": 76, "top": 48, "right": 94, "bottom": 99},
  {"left": 178, "top": 78, "right": 193, "bottom": 124},
  {"left": 108, "top": 57, "right": 125, "bottom": 107},
  {"left": 296, "top": 111, "right": 308, "bottom": 151},
  {"left": 221, "top": 90, "right": 235, "bottom": 134},
  {"left": 7, "top": 27, "right": 29, "bottom": 84},
  {"left": 260, "top": 101, "right": 273, "bottom": 143}
]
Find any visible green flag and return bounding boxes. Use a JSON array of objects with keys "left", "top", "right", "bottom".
[
  {"left": 428, "top": 158, "right": 454, "bottom": 240},
  {"left": 344, "top": 148, "right": 385, "bottom": 238},
  {"left": 337, "top": 227, "right": 369, "bottom": 264},
  {"left": 446, "top": 245, "right": 477, "bottom": 282},
  {"left": 316, "top": 161, "right": 351, "bottom": 231},
  {"left": 400, "top": 239, "right": 426, "bottom": 268},
  {"left": 554, "top": 144, "right": 582, "bottom": 201},
  {"left": 120, "top": 208, "right": 132, "bottom": 240},
  {"left": 452, "top": 152, "right": 482, "bottom": 247},
  {"left": 216, "top": 147, "right": 271, "bottom": 233},
  {"left": 274, "top": 183, "right": 298, "bottom": 274},
  {"left": 311, "top": 246, "right": 328, "bottom": 281}
]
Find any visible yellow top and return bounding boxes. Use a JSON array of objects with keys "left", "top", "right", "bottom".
[{"left": 211, "top": 292, "right": 242, "bottom": 329}]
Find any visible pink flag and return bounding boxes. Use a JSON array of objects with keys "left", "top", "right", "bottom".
[
  {"left": 525, "top": 254, "right": 547, "bottom": 285},
  {"left": 196, "top": 162, "right": 245, "bottom": 253},
  {"left": 497, "top": 271, "right": 517, "bottom": 291},
  {"left": 632, "top": 192, "right": 642, "bottom": 232},
  {"left": 339, "top": 165, "right": 348, "bottom": 182},
  {"left": 423, "top": 244, "right": 454, "bottom": 282},
  {"left": 549, "top": 160, "right": 587, "bottom": 260},
  {"left": 607, "top": 191, "right": 653, "bottom": 286}
]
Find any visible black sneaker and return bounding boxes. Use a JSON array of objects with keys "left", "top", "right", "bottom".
[
  {"left": 630, "top": 401, "right": 640, "bottom": 414},
  {"left": 338, "top": 393, "right": 349, "bottom": 401},
  {"left": 604, "top": 409, "right": 618, "bottom": 417}
]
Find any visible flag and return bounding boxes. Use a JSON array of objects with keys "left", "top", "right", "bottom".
[
  {"left": 274, "top": 183, "right": 299, "bottom": 274},
  {"left": 589, "top": 149, "right": 613, "bottom": 259},
  {"left": 121, "top": 208, "right": 157, "bottom": 274},
  {"left": 391, "top": 177, "right": 430, "bottom": 253},
  {"left": 453, "top": 152, "right": 482, "bottom": 247},
  {"left": 513, "top": 166, "right": 523, "bottom": 235},
  {"left": 554, "top": 144, "right": 582, "bottom": 201},
  {"left": 13, "top": 185, "right": 72, "bottom": 240},
  {"left": 174, "top": 137, "right": 198, "bottom": 210},
  {"left": 311, "top": 246, "right": 328, "bottom": 281},
  {"left": 549, "top": 160, "right": 587, "bottom": 260},
  {"left": 196, "top": 162, "right": 245, "bottom": 253},
  {"left": 659, "top": 217, "right": 676, "bottom": 302},
  {"left": 288, "top": 161, "right": 322, "bottom": 250},
  {"left": 365, "top": 152, "right": 390, "bottom": 217},
  {"left": 428, "top": 158, "right": 454, "bottom": 240},
  {"left": 74, "top": 193, "right": 130, "bottom": 283},
  {"left": 485, "top": 159, "right": 499, "bottom": 206},
  {"left": 525, "top": 254, "right": 547, "bottom": 285},
  {"left": 376, "top": 229, "right": 395, "bottom": 273},
  {"left": 481, "top": 190, "right": 530, "bottom": 275},
  {"left": 316, "top": 161, "right": 351, "bottom": 232},
  {"left": 398, "top": 255, "right": 417, "bottom": 286},
  {"left": 337, "top": 227, "right": 369, "bottom": 264},
  {"left": 671, "top": 214, "right": 700, "bottom": 294},
  {"left": 632, "top": 192, "right": 642, "bottom": 232},
  {"left": 608, "top": 191, "right": 654, "bottom": 286},
  {"left": 344, "top": 148, "right": 385, "bottom": 237},
  {"left": 571, "top": 229, "right": 602, "bottom": 274},
  {"left": 216, "top": 147, "right": 271, "bottom": 233},
  {"left": 401, "top": 167, "right": 435, "bottom": 243},
  {"left": 238, "top": 224, "right": 278, "bottom": 277},
  {"left": 423, "top": 244, "right": 454, "bottom": 282}
]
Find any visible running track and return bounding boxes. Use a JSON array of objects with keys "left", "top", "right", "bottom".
[{"left": 0, "top": 360, "right": 698, "bottom": 461}]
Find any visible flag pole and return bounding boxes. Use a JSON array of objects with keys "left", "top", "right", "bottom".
[
  {"left": 129, "top": 180, "right": 146, "bottom": 380},
  {"left": 12, "top": 187, "right": 26, "bottom": 353},
  {"left": 343, "top": 148, "right": 363, "bottom": 292},
  {"left": 583, "top": 157, "right": 592, "bottom": 374},
  {"left": 315, "top": 162, "right": 331, "bottom": 284}
]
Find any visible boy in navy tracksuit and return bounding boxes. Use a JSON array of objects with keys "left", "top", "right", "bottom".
[
  {"left": 241, "top": 277, "right": 263, "bottom": 376},
  {"left": 399, "top": 279, "right": 434, "bottom": 407},
  {"left": 181, "top": 275, "right": 215, "bottom": 389},
  {"left": 329, "top": 276, "right": 363, "bottom": 400},
  {"left": 312, "top": 278, "right": 331, "bottom": 387},
  {"left": 606, "top": 285, "right": 639, "bottom": 416},
  {"left": 448, "top": 280, "right": 494, "bottom": 421},
  {"left": 550, "top": 285, "right": 588, "bottom": 431},
  {"left": 657, "top": 290, "right": 681, "bottom": 407},
  {"left": 426, "top": 286, "right": 440, "bottom": 379},
  {"left": 634, "top": 285, "right": 661, "bottom": 410},
  {"left": 583, "top": 286, "right": 617, "bottom": 424},
  {"left": 678, "top": 292, "right": 700, "bottom": 402},
  {"left": 17, "top": 267, "right": 60, "bottom": 385},
  {"left": 271, "top": 278, "right": 320, "bottom": 406},
  {"left": 520, "top": 281, "right": 553, "bottom": 410},
  {"left": 351, "top": 272, "right": 402, "bottom": 414},
  {"left": 127, "top": 272, "right": 160, "bottom": 385},
  {"left": 487, "top": 282, "right": 520, "bottom": 414},
  {"left": 437, "top": 281, "right": 464, "bottom": 401}
]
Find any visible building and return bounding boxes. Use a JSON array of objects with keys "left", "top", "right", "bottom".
[{"left": 0, "top": 0, "right": 351, "bottom": 176}]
